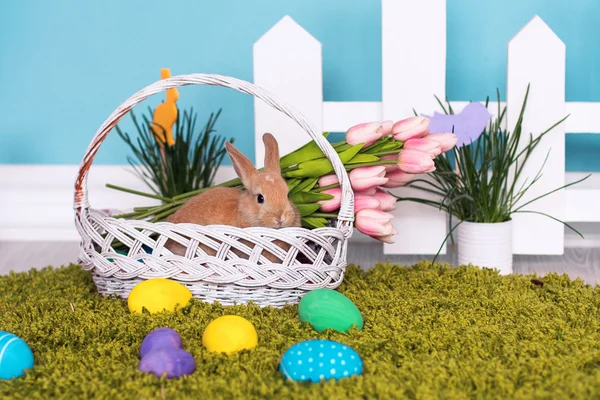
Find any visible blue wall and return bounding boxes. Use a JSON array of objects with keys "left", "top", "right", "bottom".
[{"left": 0, "top": 0, "right": 598, "bottom": 170}]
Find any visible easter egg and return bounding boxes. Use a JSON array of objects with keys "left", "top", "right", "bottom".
[
  {"left": 202, "top": 315, "right": 258, "bottom": 354},
  {"left": 298, "top": 288, "right": 363, "bottom": 332},
  {"left": 128, "top": 278, "right": 192, "bottom": 314},
  {"left": 0, "top": 331, "right": 34, "bottom": 380},
  {"left": 107, "top": 248, "right": 128, "bottom": 263},
  {"left": 138, "top": 348, "right": 196, "bottom": 379},
  {"left": 108, "top": 246, "right": 151, "bottom": 263},
  {"left": 280, "top": 339, "right": 363, "bottom": 382},
  {"left": 140, "top": 328, "right": 182, "bottom": 358}
]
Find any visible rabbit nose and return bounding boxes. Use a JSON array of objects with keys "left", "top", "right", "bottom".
[{"left": 276, "top": 215, "right": 287, "bottom": 226}]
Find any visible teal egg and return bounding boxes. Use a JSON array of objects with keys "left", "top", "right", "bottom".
[
  {"left": 108, "top": 246, "right": 150, "bottom": 263},
  {"left": 0, "top": 331, "right": 34, "bottom": 380},
  {"left": 298, "top": 288, "right": 363, "bottom": 333}
]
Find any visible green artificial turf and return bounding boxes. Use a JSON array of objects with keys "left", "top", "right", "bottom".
[{"left": 2, "top": 262, "right": 600, "bottom": 399}]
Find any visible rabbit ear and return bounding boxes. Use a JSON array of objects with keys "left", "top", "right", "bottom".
[
  {"left": 225, "top": 141, "right": 257, "bottom": 189},
  {"left": 263, "top": 133, "right": 280, "bottom": 173}
]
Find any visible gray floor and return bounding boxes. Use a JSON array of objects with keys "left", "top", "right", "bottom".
[
  {"left": 0, "top": 241, "right": 82, "bottom": 274},
  {"left": 1, "top": 241, "right": 599, "bottom": 285},
  {"left": 348, "top": 243, "right": 600, "bottom": 284}
]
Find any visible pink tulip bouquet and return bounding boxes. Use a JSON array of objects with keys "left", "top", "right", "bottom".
[
  {"left": 299, "top": 117, "right": 457, "bottom": 243},
  {"left": 108, "top": 116, "right": 457, "bottom": 244}
]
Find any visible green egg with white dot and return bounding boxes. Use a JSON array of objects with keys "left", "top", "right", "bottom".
[{"left": 280, "top": 339, "right": 363, "bottom": 382}]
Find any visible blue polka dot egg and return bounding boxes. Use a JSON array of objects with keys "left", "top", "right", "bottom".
[{"left": 280, "top": 339, "right": 363, "bottom": 382}]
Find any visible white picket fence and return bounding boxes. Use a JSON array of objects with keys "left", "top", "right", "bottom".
[{"left": 251, "top": 0, "right": 600, "bottom": 256}]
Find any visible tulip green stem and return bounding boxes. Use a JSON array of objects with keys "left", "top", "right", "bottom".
[
  {"left": 131, "top": 202, "right": 181, "bottom": 220},
  {"left": 109, "top": 211, "right": 139, "bottom": 219},
  {"left": 133, "top": 206, "right": 154, "bottom": 212},
  {"left": 311, "top": 183, "right": 340, "bottom": 192},
  {"left": 172, "top": 178, "right": 241, "bottom": 200},
  {"left": 345, "top": 160, "right": 397, "bottom": 170},
  {"left": 309, "top": 212, "right": 339, "bottom": 218},
  {"left": 372, "top": 150, "right": 402, "bottom": 157},
  {"left": 105, "top": 184, "right": 173, "bottom": 203},
  {"left": 171, "top": 187, "right": 209, "bottom": 201},
  {"left": 152, "top": 208, "right": 179, "bottom": 222}
]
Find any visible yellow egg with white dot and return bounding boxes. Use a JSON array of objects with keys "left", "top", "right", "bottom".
[
  {"left": 202, "top": 315, "right": 258, "bottom": 354},
  {"left": 127, "top": 278, "right": 192, "bottom": 314}
]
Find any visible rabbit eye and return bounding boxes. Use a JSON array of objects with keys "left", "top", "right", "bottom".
[{"left": 257, "top": 194, "right": 264, "bottom": 204}]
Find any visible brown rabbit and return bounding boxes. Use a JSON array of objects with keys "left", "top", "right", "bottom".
[{"left": 165, "top": 133, "right": 301, "bottom": 262}]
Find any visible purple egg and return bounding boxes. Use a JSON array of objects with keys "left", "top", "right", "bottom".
[
  {"left": 140, "top": 328, "right": 182, "bottom": 358},
  {"left": 138, "top": 348, "right": 196, "bottom": 379}
]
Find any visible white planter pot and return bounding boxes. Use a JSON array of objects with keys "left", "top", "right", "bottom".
[{"left": 457, "top": 220, "right": 513, "bottom": 275}]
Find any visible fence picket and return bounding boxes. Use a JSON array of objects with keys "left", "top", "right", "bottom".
[
  {"left": 253, "top": 16, "right": 323, "bottom": 168},
  {"left": 507, "top": 15, "right": 567, "bottom": 254},
  {"left": 381, "top": 0, "right": 449, "bottom": 255}
]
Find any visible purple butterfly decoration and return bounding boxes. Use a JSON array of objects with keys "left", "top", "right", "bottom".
[{"left": 423, "top": 102, "right": 493, "bottom": 147}]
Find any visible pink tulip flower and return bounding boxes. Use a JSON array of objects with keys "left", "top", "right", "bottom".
[
  {"left": 318, "top": 188, "right": 342, "bottom": 212},
  {"left": 355, "top": 209, "right": 397, "bottom": 243},
  {"left": 317, "top": 175, "right": 378, "bottom": 195},
  {"left": 349, "top": 166, "right": 388, "bottom": 191},
  {"left": 392, "top": 116, "right": 430, "bottom": 142},
  {"left": 318, "top": 174, "right": 339, "bottom": 188},
  {"left": 381, "top": 154, "right": 398, "bottom": 172},
  {"left": 426, "top": 132, "right": 458, "bottom": 152},
  {"left": 375, "top": 232, "right": 397, "bottom": 244},
  {"left": 380, "top": 120, "right": 394, "bottom": 135},
  {"left": 382, "top": 170, "right": 416, "bottom": 188},
  {"left": 346, "top": 122, "right": 383, "bottom": 146},
  {"left": 403, "top": 138, "right": 442, "bottom": 158},
  {"left": 354, "top": 193, "right": 381, "bottom": 213},
  {"left": 397, "top": 149, "right": 435, "bottom": 174},
  {"left": 356, "top": 187, "right": 377, "bottom": 196},
  {"left": 373, "top": 188, "right": 397, "bottom": 211}
]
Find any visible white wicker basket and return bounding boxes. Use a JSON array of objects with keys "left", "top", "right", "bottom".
[{"left": 74, "top": 74, "right": 355, "bottom": 308}]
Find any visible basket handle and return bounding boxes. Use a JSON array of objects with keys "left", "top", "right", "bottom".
[{"left": 74, "top": 74, "right": 355, "bottom": 230}]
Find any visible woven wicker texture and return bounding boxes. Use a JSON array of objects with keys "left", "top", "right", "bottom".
[{"left": 74, "top": 74, "right": 354, "bottom": 308}]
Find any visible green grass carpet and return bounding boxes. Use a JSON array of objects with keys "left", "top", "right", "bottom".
[{"left": 2, "top": 262, "right": 600, "bottom": 399}]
